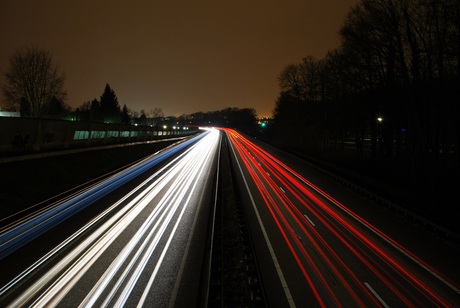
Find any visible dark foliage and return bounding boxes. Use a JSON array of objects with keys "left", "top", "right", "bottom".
[
  {"left": 271, "top": 0, "right": 460, "bottom": 223},
  {"left": 1, "top": 46, "right": 68, "bottom": 118},
  {"left": 100, "top": 84, "right": 121, "bottom": 123},
  {"left": 76, "top": 84, "right": 129, "bottom": 124},
  {"left": 189, "top": 107, "right": 257, "bottom": 133}
]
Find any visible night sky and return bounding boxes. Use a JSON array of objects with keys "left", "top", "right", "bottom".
[{"left": 1, "top": 0, "right": 357, "bottom": 117}]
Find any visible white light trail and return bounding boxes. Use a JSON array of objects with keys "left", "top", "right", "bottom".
[
  {"left": 0, "top": 132, "right": 206, "bottom": 260},
  {"left": 5, "top": 129, "right": 220, "bottom": 308}
]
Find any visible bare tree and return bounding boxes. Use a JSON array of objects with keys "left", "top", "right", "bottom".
[
  {"left": 299, "top": 56, "right": 322, "bottom": 103},
  {"left": 1, "top": 46, "right": 66, "bottom": 117},
  {"left": 278, "top": 64, "right": 304, "bottom": 100},
  {"left": 150, "top": 107, "right": 164, "bottom": 118}
]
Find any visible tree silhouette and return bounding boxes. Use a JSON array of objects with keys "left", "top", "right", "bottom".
[
  {"left": 45, "top": 96, "right": 70, "bottom": 119},
  {"left": 121, "top": 104, "right": 131, "bottom": 124},
  {"left": 1, "top": 46, "right": 66, "bottom": 117},
  {"left": 100, "top": 84, "right": 121, "bottom": 123},
  {"left": 271, "top": 0, "right": 460, "bottom": 220},
  {"left": 90, "top": 99, "right": 102, "bottom": 122}
]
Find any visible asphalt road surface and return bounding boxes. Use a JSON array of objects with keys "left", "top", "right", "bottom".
[
  {"left": 224, "top": 128, "right": 460, "bottom": 307},
  {"left": 0, "top": 128, "right": 220, "bottom": 307},
  {"left": 1, "top": 127, "right": 459, "bottom": 307}
]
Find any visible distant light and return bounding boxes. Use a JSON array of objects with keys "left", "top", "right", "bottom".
[
  {"left": 163, "top": 125, "right": 167, "bottom": 129},
  {"left": 261, "top": 122, "right": 266, "bottom": 127},
  {"left": 377, "top": 117, "right": 383, "bottom": 122}
]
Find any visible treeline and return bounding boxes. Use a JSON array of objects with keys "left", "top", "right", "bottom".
[
  {"left": 75, "top": 84, "right": 130, "bottom": 124},
  {"left": 75, "top": 87, "right": 257, "bottom": 132},
  {"left": 20, "top": 96, "right": 71, "bottom": 119},
  {"left": 271, "top": 0, "right": 459, "bottom": 218},
  {"left": 1, "top": 46, "right": 258, "bottom": 133},
  {"left": 189, "top": 107, "right": 257, "bottom": 133},
  {"left": 0, "top": 46, "right": 159, "bottom": 124}
]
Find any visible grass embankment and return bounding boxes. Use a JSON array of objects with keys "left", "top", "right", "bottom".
[{"left": 0, "top": 141, "right": 177, "bottom": 220}]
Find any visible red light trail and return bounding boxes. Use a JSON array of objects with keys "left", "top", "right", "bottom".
[{"left": 223, "top": 128, "right": 458, "bottom": 307}]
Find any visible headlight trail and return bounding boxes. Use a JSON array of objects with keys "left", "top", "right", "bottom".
[
  {"left": 223, "top": 128, "right": 458, "bottom": 307},
  {"left": 84, "top": 130, "right": 217, "bottom": 308},
  {"left": 0, "top": 132, "right": 208, "bottom": 261},
  {"left": 1, "top": 128, "right": 220, "bottom": 307}
]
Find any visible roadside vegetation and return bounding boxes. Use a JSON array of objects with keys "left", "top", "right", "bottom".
[{"left": 269, "top": 0, "right": 459, "bottom": 231}]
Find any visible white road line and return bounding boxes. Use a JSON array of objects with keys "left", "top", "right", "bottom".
[
  {"left": 303, "top": 214, "right": 315, "bottom": 227},
  {"left": 283, "top": 161, "right": 460, "bottom": 295},
  {"left": 280, "top": 187, "right": 285, "bottom": 194},
  {"left": 364, "top": 282, "right": 389, "bottom": 308},
  {"left": 229, "top": 137, "right": 296, "bottom": 308}
]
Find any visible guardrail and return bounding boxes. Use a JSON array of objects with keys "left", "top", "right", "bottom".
[{"left": 300, "top": 158, "right": 460, "bottom": 242}]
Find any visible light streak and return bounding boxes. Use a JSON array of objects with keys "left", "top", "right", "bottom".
[
  {"left": 228, "top": 136, "right": 297, "bottom": 308},
  {"left": 223, "top": 128, "right": 455, "bottom": 307},
  {"left": 0, "top": 133, "right": 208, "bottom": 260},
  {"left": 2, "top": 128, "right": 220, "bottom": 307}
]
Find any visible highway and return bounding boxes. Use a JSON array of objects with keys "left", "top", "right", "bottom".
[
  {"left": 223, "top": 128, "right": 460, "bottom": 307},
  {"left": 1, "top": 127, "right": 459, "bottom": 307},
  {"left": 0, "top": 128, "right": 220, "bottom": 307}
]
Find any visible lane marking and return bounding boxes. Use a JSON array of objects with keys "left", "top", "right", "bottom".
[
  {"left": 364, "top": 282, "right": 389, "bottom": 308},
  {"left": 283, "top": 161, "right": 460, "bottom": 295},
  {"left": 303, "top": 214, "right": 316, "bottom": 227},
  {"left": 228, "top": 135, "right": 296, "bottom": 308},
  {"left": 280, "top": 187, "right": 285, "bottom": 194}
]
